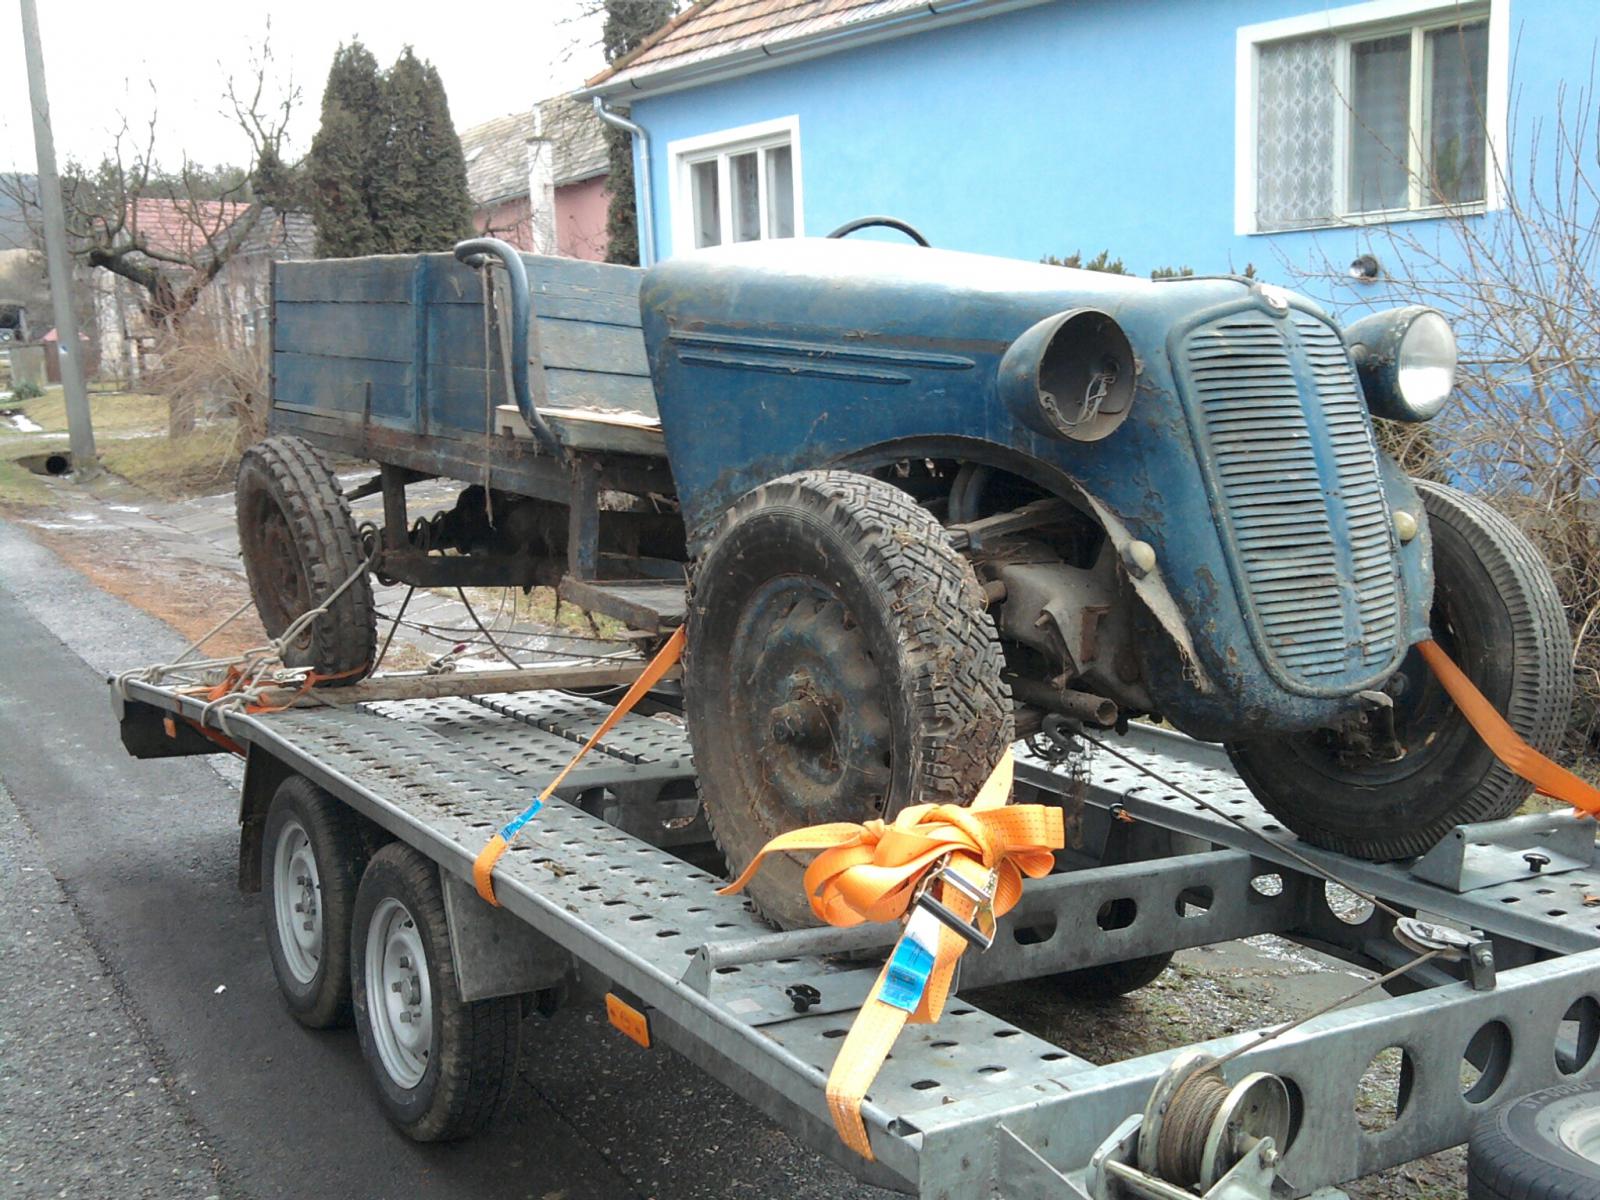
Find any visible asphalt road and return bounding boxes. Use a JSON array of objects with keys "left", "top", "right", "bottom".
[{"left": 0, "top": 518, "right": 888, "bottom": 1200}]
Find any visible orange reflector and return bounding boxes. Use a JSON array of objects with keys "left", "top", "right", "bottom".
[
  {"left": 605, "top": 993, "right": 651, "bottom": 1048},
  {"left": 162, "top": 716, "right": 177, "bottom": 739}
]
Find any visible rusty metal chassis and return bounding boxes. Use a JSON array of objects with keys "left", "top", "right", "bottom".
[{"left": 270, "top": 407, "right": 674, "bottom": 587}]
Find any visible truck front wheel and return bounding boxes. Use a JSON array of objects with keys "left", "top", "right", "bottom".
[
  {"left": 684, "top": 470, "right": 1012, "bottom": 928},
  {"left": 1227, "top": 482, "right": 1572, "bottom": 860}
]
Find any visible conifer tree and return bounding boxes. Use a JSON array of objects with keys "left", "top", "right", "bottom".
[
  {"left": 372, "top": 48, "right": 472, "bottom": 253},
  {"left": 308, "top": 42, "right": 471, "bottom": 257},
  {"left": 602, "top": 0, "right": 677, "bottom": 265},
  {"left": 306, "top": 40, "right": 384, "bottom": 258}
]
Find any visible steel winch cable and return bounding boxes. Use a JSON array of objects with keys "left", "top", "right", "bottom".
[
  {"left": 1156, "top": 1070, "right": 1234, "bottom": 1185},
  {"left": 1076, "top": 730, "right": 1450, "bottom": 1177},
  {"left": 456, "top": 586, "right": 521, "bottom": 669},
  {"left": 1081, "top": 732, "right": 1406, "bottom": 922}
]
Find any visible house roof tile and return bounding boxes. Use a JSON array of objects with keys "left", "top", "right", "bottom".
[
  {"left": 587, "top": 0, "right": 940, "bottom": 92},
  {"left": 460, "top": 95, "right": 610, "bottom": 207},
  {"left": 123, "top": 198, "right": 312, "bottom": 264}
]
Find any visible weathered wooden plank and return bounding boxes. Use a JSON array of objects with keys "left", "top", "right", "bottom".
[
  {"left": 545, "top": 367, "right": 658, "bottom": 416},
  {"left": 273, "top": 351, "right": 415, "bottom": 421},
  {"left": 527, "top": 289, "right": 641, "bottom": 326},
  {"left": 275, "top": 300, "right": 417, "bottom": 364},
  {"left": 425, "top": 303, "right": 648, "bottom": 375},
  {"left": 536, "top": 318, "right": 650, "bottom": 377},
  {"left": 424, "top": 302, "right": 494, "bottom": 372},
  {"left": 425, "top": 369, "right": 662, "bottom": 438},
  {"left": 274, "top": 257, "right": 417, "bottom": 303},
  {"left": 257, "top": 659, "right": 677, "bottom": 708},
  {"left": 528, "top": 255, "right": 643, "bottom": 300},
  {"left": 496, "top": 404, "right": 666, "bottom": 456},
  {"left": 423, "top": 253, "right": 642, "bottom": 305}
]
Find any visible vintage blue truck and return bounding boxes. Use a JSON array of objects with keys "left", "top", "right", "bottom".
[{"left": 243, "top": 227, "right": 1571, "bottom": 929}]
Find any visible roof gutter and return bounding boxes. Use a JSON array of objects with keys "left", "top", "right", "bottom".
[
  {"left": 591, "top": 97, "right": 655, "bottom": 268},
  {"left": 578, "top": 0, "right": 1055, "bottom": 103}
]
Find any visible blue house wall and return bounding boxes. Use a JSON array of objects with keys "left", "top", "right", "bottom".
[{"left": 626, "top": 0, "right": 1593, "bottom": 322}]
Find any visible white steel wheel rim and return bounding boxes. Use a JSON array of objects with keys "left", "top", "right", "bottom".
[
  {"left": 272, "top": 818, "right": 323, "bottom": 985},
  {"left": 1558, "top": 1104, "right": 1600, "bottom": 1163},
  {"left": 365, "top": 897, "right": 432, "bottom": 1089}
]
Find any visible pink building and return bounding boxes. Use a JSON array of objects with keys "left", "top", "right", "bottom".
[{"left": 460, "top": 96, "right": 611, "bottom": 261}]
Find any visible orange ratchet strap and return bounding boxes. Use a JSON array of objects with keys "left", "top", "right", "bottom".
[
  {"left": 1418, "top": 639, "right": 1600, "bottom": 814},
  {"left": 472, "top": 626, "right": 686, "bottom": 905},
  {"left": 719, "top": 750, "right": 1064, "bottom": 1160}
]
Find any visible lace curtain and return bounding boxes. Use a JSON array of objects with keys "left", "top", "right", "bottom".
[
  {"left": 1255, "top": 35, "right": 1337, "bottom": 232},
  {"left": 1254, "top": 21, "right": 1488, "bottom": 229}
]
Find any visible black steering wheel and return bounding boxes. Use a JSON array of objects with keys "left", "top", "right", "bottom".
[{"left": 825, "top": 216, "right": 931, "bottom": 247}]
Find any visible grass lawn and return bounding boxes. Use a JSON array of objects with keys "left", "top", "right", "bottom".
[{"left": 0, "top": 384, "right": 242, "bottom": 504}]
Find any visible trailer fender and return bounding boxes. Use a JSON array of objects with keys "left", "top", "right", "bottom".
[
  {"left": 441, "top": 874, "right": 572, "bottom": 1002},
  {"left": 238, "top": 744, "right": 295, "bottom": 893}
]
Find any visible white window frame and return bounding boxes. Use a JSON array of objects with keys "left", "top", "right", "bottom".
[
  {"left": 668, "top": 116, "right": 804, "bottom": 252},
  {"left": 1235, "top": 0, "right": 1508, "bottom": 235}
]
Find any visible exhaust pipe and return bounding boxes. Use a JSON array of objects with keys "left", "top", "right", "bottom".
[{"left": 1007, "top": 676, "right": 1119, "bottom": 727}]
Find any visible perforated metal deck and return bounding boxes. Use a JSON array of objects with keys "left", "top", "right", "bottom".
[
  {"left": 1025, "top": 725, "right": 1600, "bottom": 955},
  {"left": 116, "top": 679, "right": 1600, "bottom": 1199}
]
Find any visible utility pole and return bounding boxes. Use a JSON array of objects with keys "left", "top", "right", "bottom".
[{"left": 19, "top": 0, "right": 96, "bottom": 473}]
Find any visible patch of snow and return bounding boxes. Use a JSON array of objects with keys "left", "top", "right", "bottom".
[
  {"left": 66, "top": 512, "right": 97, "bottom": 523},
  {"left": 108, "top": 505, "right": 142, "bottom": 514},
  {"left": 6, "top": 413, "right": 43, "bottom": 433}
]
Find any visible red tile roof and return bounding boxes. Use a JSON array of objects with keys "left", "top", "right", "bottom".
[
  {"left": 127, "top": 197, "right": 247, "bottom": 259},
  {"left": 586, "top": 0, "right": 950, "bottom": 93}
]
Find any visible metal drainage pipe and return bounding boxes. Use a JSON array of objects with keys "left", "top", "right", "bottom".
[{"left": 592, "top": 97, "right": 655, "bottom": 267}]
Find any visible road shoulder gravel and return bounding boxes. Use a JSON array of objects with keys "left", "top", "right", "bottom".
[{"left": 0, "top": 779, "right": 222, "bottom": 1199}]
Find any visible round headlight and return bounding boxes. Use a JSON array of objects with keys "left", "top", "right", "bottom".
[
  {"left": 1396, "top": 310, "right": 1456, "bottom": 419},
  {"left": 1344, "top": 305, "right": 1457, "bottom": 422}
]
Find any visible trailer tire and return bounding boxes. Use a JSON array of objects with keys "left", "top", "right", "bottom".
[
  {"left": 237, "top": 435, "right": 375, "bottom": 685},
  {"left": 352, "top": 843, "right": 521, "bottom": 1141},
  {"left": 1227, "top": 481, "right": 1572, "bottom": 860},
  {"left": 1468, "top": 1081, "right": 1600, "bottom": 1199},
  {"left": 1053, "top": 952, "right": 1174, "bottom": 999},
  {"left": 262, "top": 776, "right": 365, "bottom": 1028},
  {"left": 685, "top": 470, "right": 1012, "bottom": 929}
]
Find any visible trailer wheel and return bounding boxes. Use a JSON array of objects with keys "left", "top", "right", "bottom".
[
  {"left": 237, "top": 435, "right": 375, "bottom": 684},
  {"left": 685, "top": 470, "right": 1012, "bottom": 928},
  {"left": 1469, "top": 1081, "right": 1600, "bottom": 1199},
  {"left": 351, "top": 844, "right": 521, "bottom": 1141},
  {"left": 262, "top": 776, "right": 365, "bottom": 1028},
  {"left": 1226, "top": 481, "right": 1572, "bottom": 860}
]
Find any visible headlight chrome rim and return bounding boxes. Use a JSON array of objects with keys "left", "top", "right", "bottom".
[
  {"left": 1345, "top": 305, "right": 1457, "bottom": 423},
  {"left": 1395, "top": 310, "right": 1456, "bottom": 420}
]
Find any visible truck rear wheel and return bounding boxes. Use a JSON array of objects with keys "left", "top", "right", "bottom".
[
  {"left": 684, "top": 470, "right": 1012, "bottom": 928},
  {"left": 352, "top": 844, "right": 521, "bottom": 1141},
  {"left": 1227, "top": 482, "right": 1572, "bottom": 860},
  {"left": 263, "top": 776, "right": 365, "bottom": 1028},
  {"left": 237, "top": 435, "right": 375, "bottom": 684}
]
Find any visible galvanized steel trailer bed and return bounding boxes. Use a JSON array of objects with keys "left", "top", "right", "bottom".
[{"left": 113, "top": 676, "right": 1600, "bottom": 1198}]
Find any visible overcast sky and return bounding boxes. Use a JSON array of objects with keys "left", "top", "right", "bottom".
[{"left": 1, "top": 1, "right": 609, "bottom": 174}]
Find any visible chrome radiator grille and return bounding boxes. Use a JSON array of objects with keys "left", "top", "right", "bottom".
[{"left": 1183, "top": 310, "right": 1400, "bottom": 685}]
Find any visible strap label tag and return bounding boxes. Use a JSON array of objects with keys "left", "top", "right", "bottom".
[{"left": 880, "top": 908, "right": 942, "bottom": 1012}]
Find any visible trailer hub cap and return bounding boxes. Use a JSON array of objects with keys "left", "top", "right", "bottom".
[
  {"left": 732, "top": 580, "right": 893, "bottom": 820},
  {"left": 366, "top": 897, "right": 432, "bottom": 1088},
  {"left": 271, "top": 818, "right": 322, "bottom": 984}
]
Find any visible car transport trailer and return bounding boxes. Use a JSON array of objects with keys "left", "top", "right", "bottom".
[{"left": 112, "top": 666, "right": 1600, "bottom": 1200}]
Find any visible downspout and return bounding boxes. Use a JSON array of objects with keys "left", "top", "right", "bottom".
[{"left": 592, "top": 96, "right": 655, "bottom": 267}]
